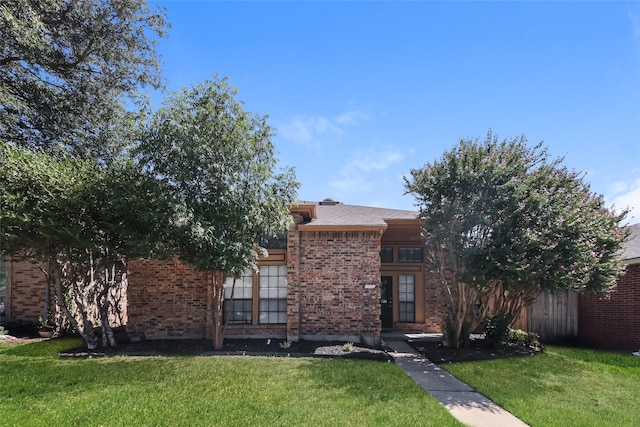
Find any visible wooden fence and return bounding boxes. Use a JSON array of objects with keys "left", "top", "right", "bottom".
[{"left": 526, "top": 290, "right": 578, "bottom": 341}]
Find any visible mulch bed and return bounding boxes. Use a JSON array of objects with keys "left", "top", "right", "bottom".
[
  {"left": 58, "top": 338, "right": 393, "bottom": 361},
  {"left": 407, "top": 337, "right": 542, "bottom": 364}
]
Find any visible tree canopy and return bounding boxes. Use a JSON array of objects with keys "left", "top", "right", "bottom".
[
  {"left": 0, "top": 0, "right": 168, "bottom": 160},
  {"left": 136, "top": 77, "right": 299, "bottom": 348},
  {"left": 0, "top": 142, "right": 173, "bottom": 347},
  {"left": 405, "top": 131, "right": 629, "bottom": 347}
]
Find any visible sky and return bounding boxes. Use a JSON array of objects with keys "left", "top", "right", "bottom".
[{"left": 151, "top": 1, "right": 640, "bottom": 224}]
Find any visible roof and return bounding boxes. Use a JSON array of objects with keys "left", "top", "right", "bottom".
[
  {"left": 295, "top": 200, "right": 419, "bottom": 231},
  {"left": 623, "top": 223, "right": 640, "bottom": 264}
]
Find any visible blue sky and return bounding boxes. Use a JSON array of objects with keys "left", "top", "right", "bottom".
[{"left": 151, "top": 1, "right": 640, "bottom": 224}]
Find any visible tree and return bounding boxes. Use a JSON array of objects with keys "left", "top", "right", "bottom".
[
  {"left": 0, "top": 142, "right": 173, "bottom": 348},
  {"left": 404, "top": 131, "right": 629, "bottom": 348},
  {"left": 136, "top": 77, "right": 299, "bottom": 349},
  {"left": 0, "top": 0, "right": 168, "bottom": 160},
  {"left": 0, "top": 0, "right": 169, "bottom": 349}
]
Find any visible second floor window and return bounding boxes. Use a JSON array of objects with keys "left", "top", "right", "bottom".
[{"left": 398, "top": 247, "right": 423, "bottom": 263}]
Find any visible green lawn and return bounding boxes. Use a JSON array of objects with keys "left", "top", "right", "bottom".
[
  {"left": 0, "top": 338, "right": 461, "bottom": 427},
  {"left": 445, "top": 345, "right": 640, "bottom": 427}
]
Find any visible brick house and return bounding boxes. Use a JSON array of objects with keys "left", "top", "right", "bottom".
[
  {"left": 0, "top": 259, "right": 51, "bottom": 326},
  {"left": 578, "top": 222, "right": 640, "bottom": 350},
  {"left": 126, "top": 200, "right": 448, "bottom": 344}
]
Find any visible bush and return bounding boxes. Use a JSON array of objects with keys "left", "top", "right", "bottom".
[
  {"left": 508, "top": 328, "right": 541, "bottom": 349},
  {"left": 484, "top": 313, "right": 511, "bottom": 348}
]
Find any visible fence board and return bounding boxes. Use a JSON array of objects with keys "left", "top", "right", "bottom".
[{"left": 527, "top": 290, "right": 578, "bottom": 341}]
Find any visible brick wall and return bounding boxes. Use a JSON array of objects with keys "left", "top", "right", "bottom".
[
  {"left": 578, "top": 263, "right": 640, "bottom": 351},
  {"left": 8, "top": 260, "right": 49, "bottom": 322},
  {"left": 127, "top": 258, "right": 210, "bottom": 339},
  {"left": 296, "top": 230, "right": 383, "bottom": 344},
  {"left": 422, "top": 269, "right": 448, "bottom": 332}
]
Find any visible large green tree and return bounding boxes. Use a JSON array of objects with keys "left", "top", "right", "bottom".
[
  {"left": 0, "top": 0, "right": 169, "bottom": 348},
  {"left": 0, "top": 0, "right": 167, "bottom": 160},
  {"left": 0, "top": 142, "right": 173, "bottom": 348},
  {"left": 405, "top": 131, "right": 629, "bottom": 347},
  {"left": 136, "top": 77, "right": 299, "bottom": 349}
]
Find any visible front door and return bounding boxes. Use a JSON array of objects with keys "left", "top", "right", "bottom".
[{"left": 380, "top": 276, "right": 393, "bottom": 330}]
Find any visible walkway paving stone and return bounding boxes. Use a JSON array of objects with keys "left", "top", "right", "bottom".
[{"left": 385, "top": 339, "right": 529, "bottom": 427}]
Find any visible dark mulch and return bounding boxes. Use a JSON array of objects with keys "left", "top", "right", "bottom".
[
  {"left": 407, "top": 337, "right": 542, "bottom": 364},
  {"left": 59, "top": 338, "right": 393, "bottom": 361}
]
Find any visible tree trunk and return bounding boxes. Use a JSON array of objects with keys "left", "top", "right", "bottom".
[
  {"left": 211, "top": 271, "right": 227, "bottom": 350},
  {"left": 51, "top": 261, "right": 98, "bottom": 349},
  {"left": 97, "top": 262, "right": 119, "bottom": 348}
]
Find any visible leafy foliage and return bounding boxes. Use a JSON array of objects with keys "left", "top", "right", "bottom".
[
  {"left": 508, "top": 328, "right": 541, "bottom": 348},
  {"left": 484, "top": 312, "right": 511, "bottom": 348},
  {"left": 0, "top": 0, "right": 167, "bottom": 159},
  {"left": 405, "top": 131, "right": 629, "bottom": 347},
  {"left": 0, "top": 142, "right": 173, "bottom": 348},
  {"left": 136, "top": 77, "right": 299, "bottom": 348}
]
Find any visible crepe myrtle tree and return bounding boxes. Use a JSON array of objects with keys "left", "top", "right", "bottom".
[
  {"left": 0, "top": 142, "right": 174, "bottom": 349},
  {"left": 405, "top": 131, "right": 628, "bottom": 348},
  {"left": 0, "top": 0, "right": 168, "bottom": 161},
  {"left": 136, "top": 77, "right": 299, "bottom": 350}
]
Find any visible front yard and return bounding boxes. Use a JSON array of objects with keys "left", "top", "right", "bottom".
[
  {"left": 445, "top": 345, "right": 640, "bottom": 427},
  {"left": 0, "top": 338, "right": 461, "bottom": 426}
]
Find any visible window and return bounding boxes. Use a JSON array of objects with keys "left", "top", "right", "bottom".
[
  {"left": 380, "top": 247, "right": 393, "bottom": 263},
  {"left": 224, "top": 265, "right": 288, "bottom": 325},
  {"left": 398, "top": 274, "right": 415, "bottom": 322},
  {"left": 223, "top": 271, "right": 253, "bottom": 324},
  {"left": 260, "top": 234, "right": 287, "bottom": 250},
  {"left": 398, "top": 247, "right": 423, "bottom": 263},
  {"left": 259, "top": 265, "right": 287, "bottom": 324}
]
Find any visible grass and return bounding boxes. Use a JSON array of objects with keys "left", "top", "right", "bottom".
[
  {"left": 445, "top": 345, "right": 640, "bottom": 427},
  {"left": 0, "top": 338, "right": 462, "bottom": 427}
]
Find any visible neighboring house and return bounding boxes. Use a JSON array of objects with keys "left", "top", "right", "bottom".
[
  {"left": 578, "top": 222, "right": 640, "bottom": 350},
  {"left": 126, "top": 200, "right": 448, "bottom": 344}
]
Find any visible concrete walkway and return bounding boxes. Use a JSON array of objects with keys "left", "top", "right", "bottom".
[{"left": 384, "top": 338, "right": 529, "bottom": 427}]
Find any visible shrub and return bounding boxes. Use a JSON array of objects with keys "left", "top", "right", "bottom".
[
  {"left": 508, "top": 328, "right": 542, "bottom": 349},
  {"left": 484, "top": 312, "right": 511, "bottom": 348}
]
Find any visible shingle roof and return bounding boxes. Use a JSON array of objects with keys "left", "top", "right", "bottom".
[
  {"left": 296, "top": 201, "right": 418, "bottom": 229},
  {"left": 623, "top": 223, "right": 640, "bottom": 263}
]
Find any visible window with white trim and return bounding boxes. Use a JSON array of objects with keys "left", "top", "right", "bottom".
[
  {"left": 259, "top": 265, "right": 287, "bottom": 324},
  {"left": 223, "top": 271, "right": 253, "bottom": 324},
  {"left": 398, "top": 274, "right": 415, "bottom": 322},
  {"left": 223, "top": 265, "right": 288, "bottom": 325}
]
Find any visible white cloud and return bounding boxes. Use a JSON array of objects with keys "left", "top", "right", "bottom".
[
  {"left": 608, "top": 177, "right": 640, "bottom": 224},
  {"left": 277, "top": 109, "right": 371, "bottom": 148},
  {"left": 330, "top": 170, "right": 373, "bottom": 195},
  {"left": 352, "top": 148, "right": 404, "bottom": 171},
  {"left": 330, "top": 146, "right": 405, "bottom": 198},
  {"left": 334, "top": 110, "right": 372, "bottom": 126}
]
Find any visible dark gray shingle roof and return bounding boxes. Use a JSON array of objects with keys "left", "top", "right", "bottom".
[
  {"left": 623, "top": 223, "right": 640, "bottom": 262},
  {"left": 297, "top": 201, "right": 418, "bottom": 228}
]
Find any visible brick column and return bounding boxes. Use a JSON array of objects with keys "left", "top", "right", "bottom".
[{"left": 286, "top": 214, "right": 302, "bottom": 342}]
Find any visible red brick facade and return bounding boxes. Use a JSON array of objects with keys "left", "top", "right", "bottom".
[
  {"left": 295, "top": 230, "right": 383, "bottom": 342},
  {"left": 578, "top": 263, "right": 640, "bottom": 351},
  {"left": 4, "top": 260, "right": 49, "bottom": 322},
  {"left": 127, "top": 257, "right": 210, "bottom": 339},
  {"left": 5, "top": 204, "right": 449, "bottom": 342},
  {"left": 125, "top": 205, "right": 449, "bottom": 344}
]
